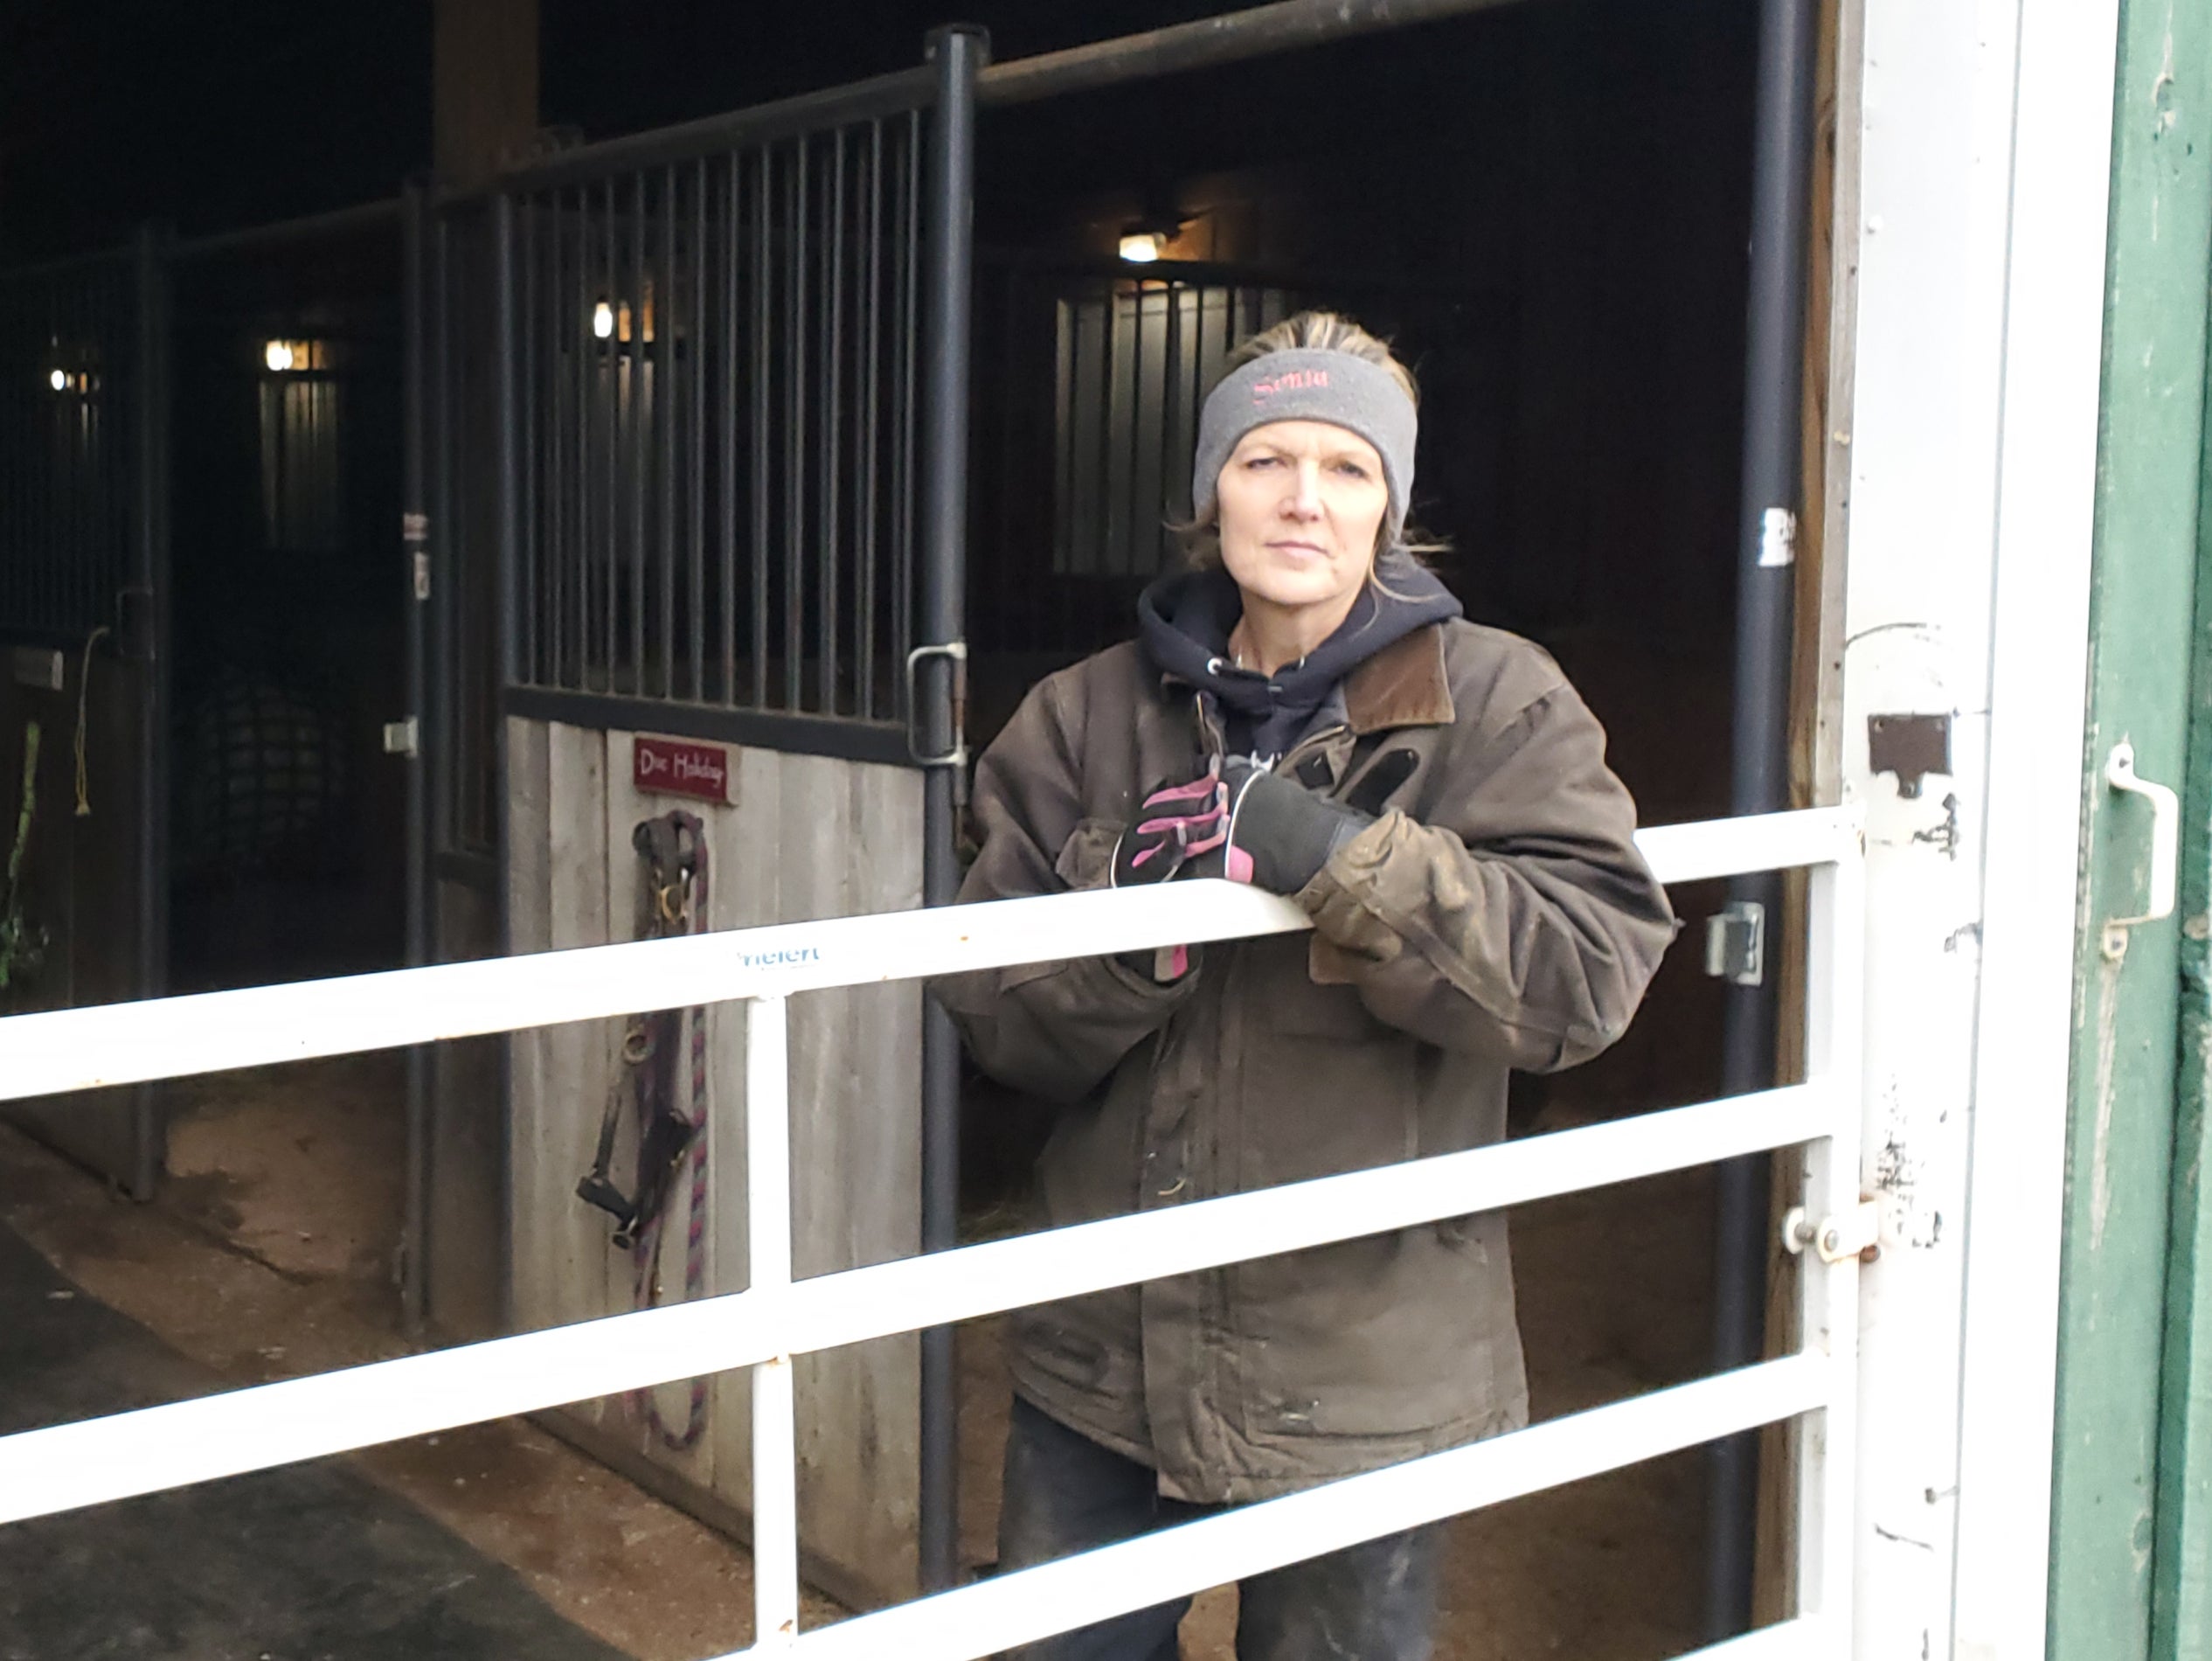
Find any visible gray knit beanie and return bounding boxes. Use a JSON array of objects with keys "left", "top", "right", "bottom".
[{"left": 1190, "top": 347, "right": 1418, "bottom": 543}]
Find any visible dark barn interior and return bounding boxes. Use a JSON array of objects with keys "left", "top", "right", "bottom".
[
  {"left": 0, "top": 2, "right": 1796, "bottom": 1655},
  {"left": 165, "top": 229, "right": 409, "bottom": 990}
]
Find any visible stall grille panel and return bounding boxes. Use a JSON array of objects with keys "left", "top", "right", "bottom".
[
  {"left": 1054, "top": 279, "right": 1294, "bottom": 580},
  {"left": 259, "top": 356, "right": 345, "bottom": 555},
  {"left": 507, "top": 108, "right": 927, "bottom": 726},
  {"left": 971, "top": 261, "right": 1311, "bottom": 665},
  {"left": 0, "top": 254, "right": 142, "bottom": 641}
]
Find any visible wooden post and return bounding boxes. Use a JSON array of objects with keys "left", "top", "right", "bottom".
[
  {"left": 1756, "top": 0, "right": 1856, "bottom": 1625},
  {"left": 434, "top": 0, "right": 541, "bottom": 189}
]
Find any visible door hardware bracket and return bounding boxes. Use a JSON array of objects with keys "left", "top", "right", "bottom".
[{"left": 1781, "top": 1199, "right": 1883, "bottom": 1264}]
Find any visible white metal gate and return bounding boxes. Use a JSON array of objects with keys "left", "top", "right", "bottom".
[{"left": 0, "top": 804, "right": 1863, "bottom": 1658}]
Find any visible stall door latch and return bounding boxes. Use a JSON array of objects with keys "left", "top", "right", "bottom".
[
  {"left": 1781, "top": 1199, "right": 1883, "bottom": 1264},
  {"left": 1704, "top": 900, "right": 1765, "bottom": 986}
]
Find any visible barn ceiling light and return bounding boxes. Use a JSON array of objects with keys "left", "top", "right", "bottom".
[
  {"left": 265, "top": 340, "right": 295, "bottom": 373},
  {"left": 47, "top": 368, "right": 66, "bottom": 393},
  {"left": 1118, "top": 231, "right": 1166, "bottom": 264},
  {"left": 593, "top": 301, "right": 615, "bottom": 339}
]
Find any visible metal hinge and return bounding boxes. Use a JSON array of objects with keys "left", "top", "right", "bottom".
[
  {"left": 1704, "top": 900, "right": 1765, "bottom": 986},
  {"left": 1781, "top": 1199, "right": 1883, "bottom": 1264}
]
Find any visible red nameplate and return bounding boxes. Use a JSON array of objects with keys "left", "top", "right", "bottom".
[{"left": 633, "top": 735, "right": 732, "bottom": 803}]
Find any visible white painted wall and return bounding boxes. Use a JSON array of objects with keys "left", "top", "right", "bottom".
[{"left": 1839, "top": 2, "right": 2117, "bottom": 1657}]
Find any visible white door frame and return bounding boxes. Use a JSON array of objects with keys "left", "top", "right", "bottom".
[{"left": 1836, "top": 1, "right": 2120, "bottom": 1656}]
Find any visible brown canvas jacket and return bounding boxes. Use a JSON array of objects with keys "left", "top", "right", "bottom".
[{"left": 934, "top": 619, "right": 1675, "bottom": 1503}]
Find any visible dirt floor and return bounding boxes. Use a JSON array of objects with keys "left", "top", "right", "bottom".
[
  {"left": 0, "top": 1056, "right": 837, "bottom": 1661},
  {"left": 1, "top": 1052, "right": 1713, "bottom": 1660}
]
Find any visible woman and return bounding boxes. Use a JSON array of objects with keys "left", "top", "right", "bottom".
[{"left": 935, "top": 312, "right": 1675, "bottom": 1660}]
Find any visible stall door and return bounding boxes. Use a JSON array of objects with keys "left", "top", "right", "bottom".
[{"left": 0, "top": 239, "right": 170, "bottom": 1199}]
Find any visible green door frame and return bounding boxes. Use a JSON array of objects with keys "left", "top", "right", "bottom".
[
  {"left": 2158, "top": 429, "right": 2212, "bottom": 1661},
  {"left": 2050, "top": 2, "right": 2212, "bottom": 1658}
]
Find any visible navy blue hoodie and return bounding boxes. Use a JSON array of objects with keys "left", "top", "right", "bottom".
[{"left": 1135, "top": 552, "right": 1464, "bottom": 760}]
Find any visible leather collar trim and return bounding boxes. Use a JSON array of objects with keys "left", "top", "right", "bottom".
[{"left": 1342, "top": 623, "right": 1454, "bottom": 733}]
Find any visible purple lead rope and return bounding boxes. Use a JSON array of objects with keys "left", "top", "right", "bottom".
[{"left": 630, "top": 809, "right": 712, "bottom": 1452}]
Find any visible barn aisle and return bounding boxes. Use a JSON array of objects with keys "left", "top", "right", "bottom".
[{"left": 0, "top": 1218, "right": 630, "bottom": 1661}]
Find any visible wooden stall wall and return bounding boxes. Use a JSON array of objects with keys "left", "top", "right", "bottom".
[{"left": 506, "top": 716, "right": 924, "bottom": 1608}]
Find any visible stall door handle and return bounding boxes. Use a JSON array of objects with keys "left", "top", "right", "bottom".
[{"left": 2102, "top": 740, "right": 2180, "bottom": 960}]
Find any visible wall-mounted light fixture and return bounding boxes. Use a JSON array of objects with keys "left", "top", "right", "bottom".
[
  {"left": 1119, "top": 201, "right": 1191, "bottom": 265},
  {"left": 47, "top": 368, "right": 67, "bottom": 393},
  {"left": 262, "top": 339, "right": 328, "bottom": 374},
  {"left": 593, "top": 301, "right": 615, "bottom": 340}
]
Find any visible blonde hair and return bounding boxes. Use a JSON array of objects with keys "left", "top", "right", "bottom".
[{"left": 1172, "top": 309, "right": 1445, "bottom": 571}]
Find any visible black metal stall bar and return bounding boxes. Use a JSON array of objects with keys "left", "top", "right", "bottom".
[
  {"left": 130, "top": 225, "right": 172, "bottom": 1206},
  {"left": 974, "top": 0, "right": 1523, "bottom": 106},
  {"left": 917, "top": 23, "right": 985, "bottom": 1599},
  {"left": 166, "top": 198, "right": 405, "bottom": 263},
  {"left": 1708, "top": 0, "right": 1820, "bottom": 1637},
  {"left": 400, "top": 184, "right": 433, "bottom": 1331}
]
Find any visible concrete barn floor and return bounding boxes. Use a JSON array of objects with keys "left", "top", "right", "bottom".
[{"left": 0, "top": 1049, "right": 1712, "bottom": 1660}]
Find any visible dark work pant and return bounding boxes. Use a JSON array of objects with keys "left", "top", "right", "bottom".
[{"left": 995, "top": 1395, "right": 1446, "bottom": 1661}]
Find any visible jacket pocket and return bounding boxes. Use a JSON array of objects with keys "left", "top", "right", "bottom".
[
  {"left": 1251, "top": 935, "right": 1382, "bottom": 1039},
  {"left": 1053, "top": 817, "right": 1122, "bottom": 893},
  {"left": 1009, "top": 1310, "right": 1111, "bottom": 1393},
  {"left": 1229, "top": 1230, "right": 1513, "bottom": 1439},
  {"left": 1234, "top": 938, "right": 1417, "bottom": 1189}
]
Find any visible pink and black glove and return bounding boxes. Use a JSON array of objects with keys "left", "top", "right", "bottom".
[
  {"left": 1224, "top": 748, "right": 1419, "bottom": 890},
  {"left": 1106, "top": 764, "right": 1237, "bottom": 981},
  {"left": 1112, "top": 748, "right": 1417, "bottom": 896},
  {"left": 1110, "top": 768, "right": 1235, "bottom": 887},
  {"left": 1218, "top": 761, "right": 1373, "bottom": 893}
]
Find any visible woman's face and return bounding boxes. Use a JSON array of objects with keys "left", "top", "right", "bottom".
[{"left": 1213, "top": 420, "right": 1390, "bottom": 618}]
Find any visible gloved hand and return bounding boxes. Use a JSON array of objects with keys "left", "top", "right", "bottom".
[
  {"left": 1113, "top": 750, "right": 1414, "bottom": 898},
  {"left": 1224, "top": 747, "right": 1418, "bottom": 892},
  {"left": 1111, "top": 768, "right": 1233, "bottom": 887},
  {"left": 1217, "top": 760, "right": 1374, "bottom": 893}
]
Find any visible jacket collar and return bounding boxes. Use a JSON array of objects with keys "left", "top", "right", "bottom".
[
  {"left": 1342, "top": 622, "right": 1454, "bottom": 733},
  {"left": 1155, "top": 622, "right": 1456, "bottom": 735}
]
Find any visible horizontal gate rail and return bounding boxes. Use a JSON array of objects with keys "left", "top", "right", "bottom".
[
  {"left": 0, "top": 1082, "right": 1829, "bottom": 1525},
  {"left": 755, "top": 1356, "right": 1833, "bottom": 1661},
  {"left": 0, "top": 806, "right": 1852, "bottom": 1102},
  {"left": 0, "top": 802, "right": 1865, "bottom": 1659}
]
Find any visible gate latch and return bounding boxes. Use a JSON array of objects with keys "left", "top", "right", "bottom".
[
  {"left": 1781, "top": 1199, "right": 1883, "bottom": 1264},
  {"left": 904, "top": 640, "right": 970, "bottom": 770},
  {"left": 1704, "top": 900, "right": 1765, "bottom": 986}
]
